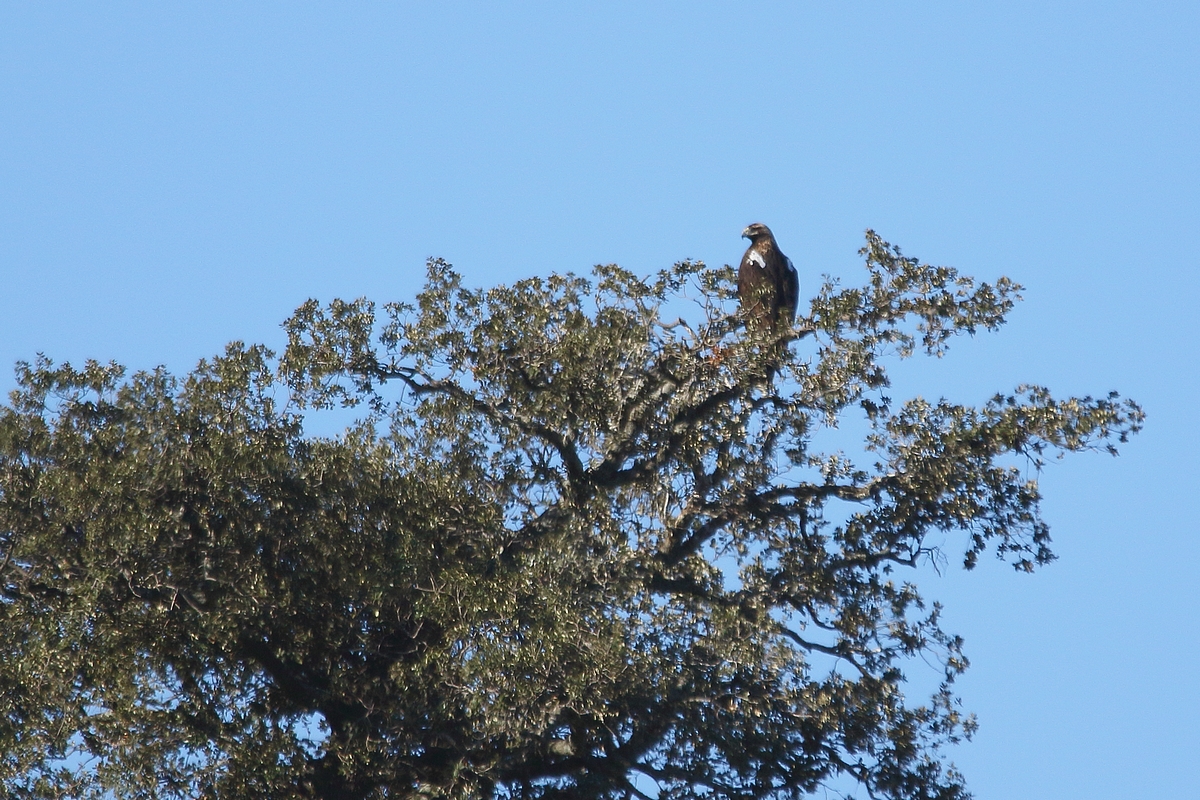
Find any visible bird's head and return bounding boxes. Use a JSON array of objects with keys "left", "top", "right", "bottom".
[{"left": 742, "top": 222, "right": 773, "bottom": 242}]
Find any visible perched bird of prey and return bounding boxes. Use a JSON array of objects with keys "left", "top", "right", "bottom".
[{"left": 738, "top": 223, "right": 799, "bottom": 330}]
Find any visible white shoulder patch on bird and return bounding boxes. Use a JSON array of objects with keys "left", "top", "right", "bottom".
[{"left": 746, "top": 250, "right": 766, "bottom": 269}]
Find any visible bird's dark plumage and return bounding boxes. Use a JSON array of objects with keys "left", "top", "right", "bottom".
[{"left": 738, "top": 223, "right": 798, "bottom": 330}]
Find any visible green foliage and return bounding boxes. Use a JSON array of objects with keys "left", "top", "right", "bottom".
[{"left": 0, "top": 231, "right": 1142, "bottom": 799}]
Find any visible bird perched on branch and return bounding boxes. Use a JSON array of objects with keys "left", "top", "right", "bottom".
[{"left": 738, "top": 223, "right": 799, "bottom": 331}]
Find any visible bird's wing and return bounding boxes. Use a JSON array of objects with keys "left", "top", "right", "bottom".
[{"left": 781, "top": 256, "right": 800, "bottom": 322}]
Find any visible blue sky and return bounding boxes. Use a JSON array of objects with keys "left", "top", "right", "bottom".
[{"left": 2, "top": 3, "right": 1196, "bottom": 797}]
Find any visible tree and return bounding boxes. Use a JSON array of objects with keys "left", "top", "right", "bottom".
[{"left": 0, "top": 232, "right": 1142, "bottom": 800}]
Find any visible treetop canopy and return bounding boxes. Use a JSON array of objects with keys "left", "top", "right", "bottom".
[{"left": 0, "top": 231, "right": 1142, "bottom": 799}]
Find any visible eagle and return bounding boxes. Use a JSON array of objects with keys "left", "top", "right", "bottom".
[{"left": 738, "top": 222, "right": 798, "bottom": 330}]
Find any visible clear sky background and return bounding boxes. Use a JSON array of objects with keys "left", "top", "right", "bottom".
[{"left": 1, "top": 3, "right": 1196, "bottom": 797}]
